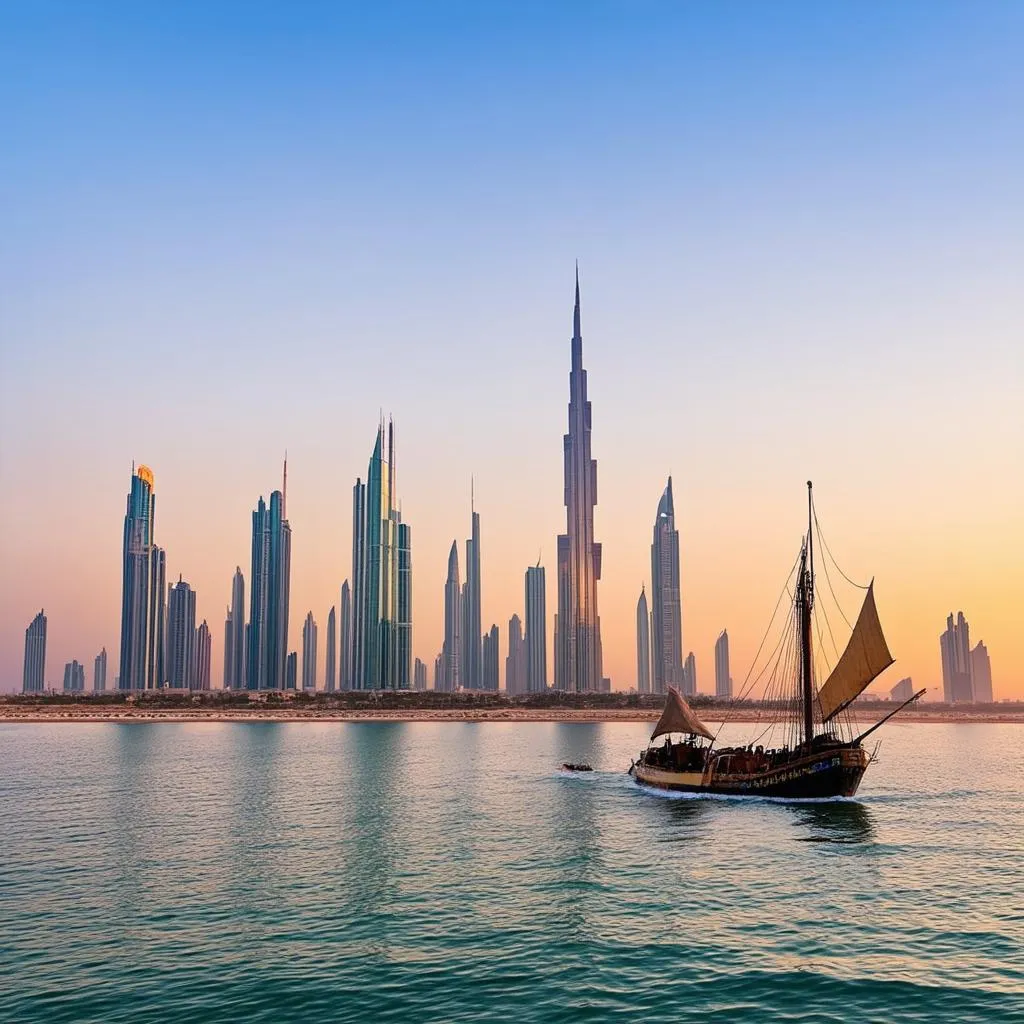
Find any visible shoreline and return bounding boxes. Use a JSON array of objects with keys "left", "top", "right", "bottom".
[{"left": 2, "top": 708, "right": 1021, "bottom": 725}]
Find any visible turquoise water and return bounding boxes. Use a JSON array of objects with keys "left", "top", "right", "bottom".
[{"left": 2, "top": 721, "right": 1022, "bottom": 1023}]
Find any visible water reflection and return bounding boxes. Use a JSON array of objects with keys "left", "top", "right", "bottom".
[{"left": 789, "top": 799, "right": 876, "bottom": 844}]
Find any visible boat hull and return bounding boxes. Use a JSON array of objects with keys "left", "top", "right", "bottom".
[{"left": 632, "top": 746, "right": 869, "bottom": 799}]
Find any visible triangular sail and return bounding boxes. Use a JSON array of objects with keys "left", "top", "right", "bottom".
[
  {"left": 817, "top": 582, "right": 894, "bottom": 722},
  {"left": 650, "top": 686, "right": 715, "bottom": 742}
]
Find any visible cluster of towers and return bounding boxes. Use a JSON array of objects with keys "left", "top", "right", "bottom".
[{"left": 939, "top": 611, "right": 994, "bottom": 703}]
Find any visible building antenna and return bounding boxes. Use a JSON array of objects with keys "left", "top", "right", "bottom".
[
  {"left": 471, "top": 475, "right": 475, "bottom": 514},
  {"left": 283, "top": 450, "right": 288, "bottom": 519}
]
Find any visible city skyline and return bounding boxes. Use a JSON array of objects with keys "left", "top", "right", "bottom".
[{"left": 2, "top": 7, "right": 1022, "bottom": 698}]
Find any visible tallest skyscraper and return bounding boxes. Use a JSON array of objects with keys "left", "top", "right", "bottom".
[{"left": 555, "top": 267, "right": 603, "bottom": 692}]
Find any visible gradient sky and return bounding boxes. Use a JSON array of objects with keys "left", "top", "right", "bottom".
[{"left": 2, "top": 2, "right": 1022, "bottom": 698}]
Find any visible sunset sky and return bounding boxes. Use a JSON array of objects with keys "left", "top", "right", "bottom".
[{"left": 2, "top": 2, "right": 1022, "bottom": 698}]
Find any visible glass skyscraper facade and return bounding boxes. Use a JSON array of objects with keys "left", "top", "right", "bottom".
[
  {"left": 247, "top": 484, "right": 291, "bottom": 691},
  {"left": 23, "top": 610, "right": 47, "bottom": 693},
  {"left": 651, "top": 476, "right": 683, "bottom": 695}
]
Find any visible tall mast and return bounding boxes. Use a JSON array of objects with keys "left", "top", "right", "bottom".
[{"left": 801, "top": 481, "right": 814, "bottom": 745}]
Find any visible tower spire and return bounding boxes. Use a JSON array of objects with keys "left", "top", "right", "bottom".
[
  {"left": 573, "top": 261, "right": 581, "bottom": 339},
  {"left": 283, "top": 451, "right": 288, "bottom": 519}
]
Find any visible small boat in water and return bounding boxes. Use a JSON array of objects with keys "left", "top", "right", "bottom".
[
  {"left": 630, "top": 483, "right": 924, "bottom": 800},
  {"left": 561, "top": 762, "right": 593, "bottom": 772}
]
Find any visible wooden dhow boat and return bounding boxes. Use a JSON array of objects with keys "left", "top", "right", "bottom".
[{"left": 630, "top": 483, "right": 924, "bottom": 799}]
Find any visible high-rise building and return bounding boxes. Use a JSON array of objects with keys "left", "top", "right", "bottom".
[
  {"left": 440, "top": 541, "right": 461, "bottom": 692},
  {"left": 970, "top": 641, "right": 993, "bottom": 703},
  {"left": 651, "top": 477, "right": 683, "bottom": 694},
  {"left": 714, "top": 629, "right": 732, "bottom": 698},
  {"left": 414, "top": 657, "right": 427, "bottom": 691},
  {"left": 683, "top": 651, "right": 697, "bottom": 696},
  {"left": 350, "top": 420, "right": 412, "bottom": 690},
  {"left": 340, "top": 580, "right": 352, "bottom": 690},
  {"left": 93, "top": 647, "right": 107, "bottom": 692},
  {"left": 940, "top": 611, "right": 973, "bottom": 702},
  {"left": 286, "top": 651, "right": 297, "bottom": 690},
  {"left": 555, "top": 267, "right": 603, "bottom": 692},
  {"left": 433, "top": 653, "right": 442, "bottom": 691},
  {"left": 195, "top": 620, "right": 212, "bottom": 690},
  {"left": 505, "top": 614, "right": 526, "bottom": 695},
  {"left": 63, "top": 660, "right": 85, "bottom": 692},
  {"left": 23, "top": 610, "right": 47, "bottom": 693},
  {"left": 483, "top": 624, "right": 499, "bottom": 691},
  {"left": 636, "top": 586, "right": 651, "bottom": 694},
  {"left": 461, "top": 496, "right": 482, "bottom": 689},
  {"left": 167, "top": 576, "right": 197, "bottom": 689},
  {"left": 890, "top": 677, "right": 914, "bottom": 702},
  {"left": 224, "top": 567, "right": 246, "bottom": 691},
  {"left": 247, "top": 466, "right": 291, "bottom": 691},
  {"left": 325, "top": 606, "right": 337, "bottom": 692},
  {"left": 119, "top": 465, "right": 166, "bottom": 689},
  {"left": 525, "top": 564, "right": 547, "bottom": 692},
  {"left": 302, "top": 611, "right": 318, "bottom": 691}
]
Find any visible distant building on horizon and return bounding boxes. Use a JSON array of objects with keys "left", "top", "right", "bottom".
[
  {"left": 286, "top": 651, "right": 297, "bottom": 691},
  {"left": 636, "top": 586, "right": 651, "bottom": 694},
  {"left": 325, "top": 606, "right": 337, "bottom": 692},
  {"left": 432, "top": 653, "right": 441, "bottom": 691},
  {"left": 440, "top": 541, "right": 461, "bottom": 692},
  {"left": 505, "top": 614, "right": 526, "bottom": 695},
  {"left": 224, "top": 567, "right": 246, "bottom": 691},
  {"left": 555, "top": 268, "right": 603, "bottom": 692},
  {"left": 651, "top": 477, "right": 683, "bottom": 695},
  {"left": 63, "top": 659, "right": 85, "bottom": 692},
  {"left": 461, "top": 495, "right": 483, "bottom": 690},
  {"left": 350, "top": 420, "right": 412, "bottom": 689},
  {"left": 339, "top": 580, "right": 352, "bottom": 690},
  {"left": 23, "top": 610, "right": 47, "bottom": 694},
  {"left": 714, "top": 630, "right": 732, "bottom": 698},
  {"left": 683, "top": 651, "right": 697, "bottom": 696},
  {"left": 940, "top": 612, "right": 973, "bottom": 702},
  {"left": 301, "top": 611, "right": 317, "bottom": 691},
  {"left": 167, "top": 576, "right": 197, "bottom": 689},
  {"left": 890, "top": 677, "right": 914, "bottom": 702},
  {"left": 247, "top": 466, "right": 291, "bottom": 691},
  {"left": 482, "top": 624, "right": 499, "bottom": 691},
  {"left": 195, "top": 620, "right": 211, "bottom": 691},
  {"left": 414, "top": 657, "right": 427, "bottom": 691},
  {"left": 525, "top": 564, "right": 547, "bottom": 692},
  {"left": 118, "top": 465, "right": 166, "bottom": 690},
  {"left": 970, "top": 641, "right": 993, "bottom": 703},
  {"left": 93, "top": 647, "right": 107, "bottom": 692}
]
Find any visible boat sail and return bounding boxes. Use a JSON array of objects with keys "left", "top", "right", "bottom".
[{"left": 629, "top": 482, "right": 922, "bottom": 800}]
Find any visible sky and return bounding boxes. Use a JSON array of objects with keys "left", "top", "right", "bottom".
[{"left": 1, "top": 1, "right": 1022, "bottom": 698}]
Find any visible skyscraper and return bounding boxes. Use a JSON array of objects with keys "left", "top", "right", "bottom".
[
  {"left": 890, "top": 677, "right": 914, "bottom": 702},
  {"left": 714, "top": 629, "right": 732, "bottom": 698},
  {"left": 505, "top": 614, "right": 526, "bottom": 695},
  {"left": 119, "top": 465, "right": 166, "bottom": 689},
  {"left": 433, "top": 653, "right": 441, "bottom": 691},
  {"left": 940, "top": 611, "right": 973, "bottom": 702},
  {"left": 23, "top": 610, "right": 47, "bottom": 693},
  {"left": 525, "top": 564, "right": 547, "bottom": 692},
  {"left": 224, "top": 567, "right": 246, "bottom": 691},
  {"left": 167, "top": 576, "right": 197, "bottom": 689},
  {"left": 195, "top": 620, "right": 212, "bottom": 690},
  {"left": 483, "top": 624, "right": 499, "bottom": 691},
  {"left": 440, "top": 540, "right": 461, "bottom": 692},
  {"left": 461, "top": 494, "right": 482, "bottom": 690},
  {"left": 651, "top": 477, "right": 683, "bottom": 694},
  {"left": 325, "top": 606, "right": 337, "bottom": 692},
  {"left": 340, "top": 580, "right": 352, "bottom": 690},
  {"left": 93, "top": 647, "right": 107, "bottom": 692},
  {"left": 970, "top": 641, "right": 993, "bottom": 702},
  {"left": 683, "top": 651, "right": 697, "bottom": 696},
  {"left": 414, "top": 657, "right": 427, "bottom": 691},
  {"left": 555, "top": 267, "right": 603, "bottom": 692},
  {"left": 247, "top": 466, "right": 291, "bottom": 691},
  {"left": 302, "top": 611, "right": 318, "bottom": 691},
  {"left": 286, "top": 651, "right": 297, "bottom": 690},
  {"left": 634, "top": 585, "right": 651, "bottom": 696},
  {"left": 63, "top": 660, "right": 85, "bottom": 692},
  {"left": 350, "top": 420, "right": 412, "bottom": 690}
]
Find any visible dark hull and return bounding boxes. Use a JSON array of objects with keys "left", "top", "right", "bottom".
[{"left": 632, "top": 747, "right": 869, "bottom": 799}]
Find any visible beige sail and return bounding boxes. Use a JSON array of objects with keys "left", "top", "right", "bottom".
[
  {"left": 817, "top": 581, "right": 894, "bottom": 722},
  {"left": 650, "top": 686, "right": 715, "bottom": 742}
]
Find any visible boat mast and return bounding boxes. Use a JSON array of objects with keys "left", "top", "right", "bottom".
[{"left": 800, "top": 481, "right": 815, "bottom": 746}]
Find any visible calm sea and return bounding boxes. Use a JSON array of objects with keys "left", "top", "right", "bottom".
[{"left": 2, "top": 721, "right": 1022, "bottom": 1023}]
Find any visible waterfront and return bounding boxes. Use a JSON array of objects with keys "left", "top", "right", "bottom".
[{"left": 2, "top": 722, "right": 1022, "bottom": 1023}]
